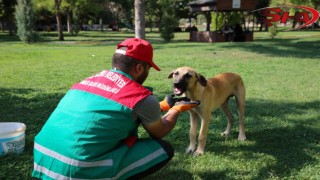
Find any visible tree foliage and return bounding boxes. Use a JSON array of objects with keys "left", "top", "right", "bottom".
[
  {"left": 0, "top": 0, "right": 17, "bottom": 34},
  {"left": 145, "top": 0, "right": 161, "bottom": 31}
]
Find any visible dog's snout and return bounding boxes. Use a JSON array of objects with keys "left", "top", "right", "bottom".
[{"left": 173, "top": 82, "right": 181, "bottom": 88}]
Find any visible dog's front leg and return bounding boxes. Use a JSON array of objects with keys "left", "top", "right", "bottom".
[
  {"left": 186, "top": 110, "right": 199, "bottom": 154},
  {"left": 194, "top": 113, "right": 211, "bottom": 156}
]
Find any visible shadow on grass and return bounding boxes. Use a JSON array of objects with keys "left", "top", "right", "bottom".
[
  {"left": 37, "top": 31, "right": 137, "bottom": 43},
  {"left": 0, "top": 31, "right": 162, "bottom": 44},
  {"left": 2, "top": 31, "right": 320, "bottom": 60},
  {"left": 0, "top": 87, "right": 319, "bottom": 179},
  {"left": 244, "top": 99, "right": 319, "bottom": 178},
  {"left": 0, "top": 87, "right": 64, "bottom": 147},
  {"left": 0, "top": 87, "right": 64, "bottom": 179},
  {"left": 0, "top": 33, "right": 20, "bottom": 42},
  {"left": 220, "top": 38, "right": 320, "bottom": 59},
  {"left": 170, "top": 98, "right": 320, "bottom": 179}
]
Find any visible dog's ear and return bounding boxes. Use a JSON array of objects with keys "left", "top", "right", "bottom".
[
  {"left": 196, "top": 73, "right": 207, "bottom": 87},
  {"left": 168, "top": 70, "right": 175, "bottom": 78}
]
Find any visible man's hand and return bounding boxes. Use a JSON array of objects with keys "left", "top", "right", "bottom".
[
  {"left": 159, "top": 95, "right": 190, "bottom": 112},
  {"left": 170, "top": 100, "right": 201, "bottom": 112},
  {"left": 146, "top": 98, "right": 200, "bottom": 139}
]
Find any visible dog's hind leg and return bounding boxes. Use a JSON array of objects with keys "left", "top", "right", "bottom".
[
  {"left": 220, "top": 97, "right": 234, "bottom": 137},
  {"left": 235, "top": 91, "right": 246, "bottom": 141},
  {"left": 186, "top": 110, "right": 199, "bottom": 154}
]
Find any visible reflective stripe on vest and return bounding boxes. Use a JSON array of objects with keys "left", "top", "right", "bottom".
[{"left": 34, "top": 143, "right": 113, "bottom": 167}]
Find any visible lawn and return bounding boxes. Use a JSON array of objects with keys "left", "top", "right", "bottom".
[{"left": 0, "top": 30, "right": 319, "bottom": 179}]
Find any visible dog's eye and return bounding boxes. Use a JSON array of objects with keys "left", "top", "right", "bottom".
[
  {"left": 174, "top": 71, "right": 179, "bottom": 76},
  {"left": 184, "top": 73, "right": 192, "bottom": 79}
]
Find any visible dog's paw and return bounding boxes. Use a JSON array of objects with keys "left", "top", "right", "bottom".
[
  {"left": 238, "top": 134, "right": 246, "bottom": 141},
  {"left": 193, "top": 149, "right": 204, "bottom": 156},
  {"left": 186, "top": 146, "right": 196, "bottom": 154},
  {"left": 220, "top": 131, "right": 230, "bottom": 137}
]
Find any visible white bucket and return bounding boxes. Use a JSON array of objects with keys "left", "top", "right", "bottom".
[{"left": 0, "top": 122, "right": 26, "bottom": 156}]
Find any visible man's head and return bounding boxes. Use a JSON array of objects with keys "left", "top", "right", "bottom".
[{"left": 112, "top": 38, "right": 160, "bottom": 84}]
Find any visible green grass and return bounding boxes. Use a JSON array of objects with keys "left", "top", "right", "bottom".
[{"left": 0, "top": 30, "right": 319, "bottom": 179}]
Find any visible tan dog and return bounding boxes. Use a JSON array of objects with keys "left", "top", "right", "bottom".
[{"left": 168, "top": 67, "right": 246, "bottom": 155}]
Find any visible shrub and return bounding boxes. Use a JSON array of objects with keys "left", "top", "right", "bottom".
[
  {"left": 269, "top": 23, "right": 278, "bottom": 39},
  {"left": 15, "top": 0, "right": 36, "bottom": 44},
  {"left": 159, "top": 0, "right": 178, "bottom": 42},
  {"left": 160, "top": 15, "right": 177, "bottom": 42}
]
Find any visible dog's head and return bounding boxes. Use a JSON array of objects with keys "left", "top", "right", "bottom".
[{"left": 168, "top": 67, "right": 207, "bottom": 96}]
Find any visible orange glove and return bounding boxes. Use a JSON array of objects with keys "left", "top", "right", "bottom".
[
  {"left": 170, "top": 100, "right": 201, "bottom": 112},
  {"left": 159, "top": 95, "right": 190, "bottom": 112}
]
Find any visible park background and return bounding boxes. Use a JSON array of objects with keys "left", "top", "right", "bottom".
[{"left": 1, "top": 0, "right": 320, "bottom": 179}]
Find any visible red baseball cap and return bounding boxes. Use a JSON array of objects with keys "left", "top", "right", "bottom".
[{"left": 116, "top": 38, "right": 161, "bottom": 71}]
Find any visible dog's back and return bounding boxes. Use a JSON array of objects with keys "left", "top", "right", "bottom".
[{"left": 205, "top": 73, "right": 245, "bottom": 109}]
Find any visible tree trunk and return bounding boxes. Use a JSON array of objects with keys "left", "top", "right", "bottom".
[
  {"left": 205, "top": 12, "right": 211, "bottom": 31},
  {"left": 67, "top": 10, "right": 73, "bottom": 35},
  {"left": 56, "top": 12, "right": 64, "bottom": 41},
  {"left": 134, "top": 0, "right": 145, "bottom": 39},
  {"left": 147, "top": 14, "right": 153, "bottom": 32},
  {"left": 99, "top": 17, "right": 104, "bottom": 32},
  {"left": 241, "top": 11, "right": 246, "bottom": 30},
  {"left": 8, "top": 20, "right": 15, "bottom": 35},
  {"left": 55, "top": 0, "right": 64, "bottom": 41}
]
